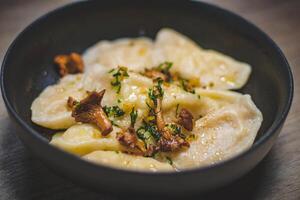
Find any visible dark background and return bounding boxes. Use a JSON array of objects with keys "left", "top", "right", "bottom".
[{"left": 0, "top": 0, "right": 299, "bottom": 199}]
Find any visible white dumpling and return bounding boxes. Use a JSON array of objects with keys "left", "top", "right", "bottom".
[
  {"left": 83, "top": 38, "right": 154, "bottom": 72},
  {"left": 82, "top": 64, "right": 118, "bottom": 107},
  {"left": 153, "top": 28, "right": 251, "bottom": 89},
  {"left": 168, "top": 94, "right": 263, "bottom": 169},
  {"left": 50, "top": 124, "right": 122, "bottom": 156},
  {"left": 163, "top": 86, "right": 249, "bottom": 123},
  {"left": 120, "top": 72, "right": 153, "bottom": 110},
  {"left": 83, "top": 150, "right": 173, "bottom": 172},
  {"left": 31, "top": 74, "right": 86, "bottom": 129}
]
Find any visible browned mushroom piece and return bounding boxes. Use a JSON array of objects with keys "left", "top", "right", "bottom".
[
  {"left": 67, "top": 96, "right": 78, "bottom": 108},
  {"left": 117, "top": 127, "right": 138, "bottom": 149},
  {"left": 154, "top": 95, "right": 189, "bottom": 152},
  {"left": 144, "top": 69, "right": 168, "bottom": 82},
  {"left": 54, "top": 52, "right": 84, "bottom": 76},
  {"left": 154, "top": 98, "right": 165, "bottom": 131},
  {"left": 158, "top": 133, "right": 189, "bottom": 152},
  {"left": 117, "top": 127, "right": 146, "bottom": 155},
  {"left": 67, "top": 90, "right": 113, "bottom": 135},
  {"left": 177, "top": 108, "right": 194, "bottom": 131}
]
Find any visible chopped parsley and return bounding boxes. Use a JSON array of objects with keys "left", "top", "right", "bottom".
[
  {"left": 180, "top": 79, "right": 195, "bottom": 94},
  {"left": 148, "top": 78, "right": 164, "bottom": 103},
  {"left": 109, "top": 66, "right": 129, "bottom": 93},
  {"left": 136, "top": 121, "right": 160, "bottom": 149},
  {"left": 155, "top": 78, "right": 164, "bottom": 97},
  {"left": 143, "top": 121, "right": 161, "bottom": 141},
  {"left": 166, "top": 123, "right": 181, "bottom": 135},
  {"left": 137, "top": 128, "right": 156, "bottom": 147},
  {"left": 111, "top": 120, "right": 120, "bottom": 127},
  {"left": 137, "top": 120, "right": 161, "bottom": 143},
  {"left": 156, "top": 62, "right": 173, "bottom": 76},
  {"left": 103, "top": 105, "right": 125, "bottom": 118},
  {"left": 166, "top": 156, "right": 173, "bottom": 165},
  {"left": 130, "top": 107, "right": 138, "bottom": 127}
]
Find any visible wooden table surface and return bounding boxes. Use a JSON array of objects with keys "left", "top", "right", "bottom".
[{"left": 0, "top": 0, "right": 299, "bottom": 199}]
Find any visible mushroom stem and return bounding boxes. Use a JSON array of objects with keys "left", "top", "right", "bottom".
[
  {"left": 95, "top": 108, "right": 113, "bottom": 136},
  {"left": 155, "top": 98, "right": 165, "bottom": 133},
  {"left": 153, "top": 95, "right": 189, "bottom": 151}
]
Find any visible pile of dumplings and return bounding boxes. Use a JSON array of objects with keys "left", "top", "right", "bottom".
[{"left": 31, "top": 28, "right": 262, "bottom": 172}]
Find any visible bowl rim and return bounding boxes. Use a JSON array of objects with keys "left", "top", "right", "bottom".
[{"left": 0, "top": 0, "right": 294, "bottom": 176}]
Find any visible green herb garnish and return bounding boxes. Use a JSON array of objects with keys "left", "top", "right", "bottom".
[
  {"left": 180, "top": 79, "right": 195, "bottom": 94},
  {"left": 148, "top": 78, "right": 164, "bottom": 103},
  {"left": 138, "top": 121, "right": 161, "bottom": 142},
  {"left": 137, "top": 127, "right": 156, "bottom": 147},
  {"left": 156, "top": 78, "right": 164, "bottom": 97},
  {"left": 130, "top": 107, "right": 138, "bottom": 127},
  {"left": 109, "top": 66, "right": 129, "bottom": 93},
  {"left": 111, "top": 120, "right": 120, "bottom": 127},
  {"left": 166, "top": 123, "right": 181, "bottom": 135},
  {"left": 103, "top": 105, "right": 125, "bottom": 118},
  {"left": 166, "top": 156, "right": 173, "bottom": 165},
  {"left": 157, "top": 62, "right": 173, "bottom": 75}
]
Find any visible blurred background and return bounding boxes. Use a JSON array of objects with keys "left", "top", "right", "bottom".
[{"left": 0, "top": 0, "right": 299, "bottom": 200}]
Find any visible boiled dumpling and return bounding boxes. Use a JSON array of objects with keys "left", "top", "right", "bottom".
[
  {"left": 168, "top": 94, "right": 263, "bottom": 169},
  {"left": 50, "top": 124, "right": 122, "bottom": 155},
  {"left": 153, "top": 28, "right": 251, "bottom": 89},
  {"left": 83, "top": 38, "right": 154, "bottom": 72},
  {"left": 83, "top": 150, "right": 173, "bottom": 172},
  {"left": 82, "top": 64, "right": 118, "bottom": 107},
  {"left": 31, "top": 74, "right": 86, "bottom": 129},
  {"left": 119, "top": 71, "right": 153, "bottom": 110}
]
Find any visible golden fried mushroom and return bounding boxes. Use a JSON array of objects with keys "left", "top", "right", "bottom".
[
  {"left": 68, "top": 90, "right": 113, "bottom": 135},
  {"left": 177, "top": 108, "right": 194, "bottom": 131},
  {"left": 55, "top": 52, "right": 84, "bottom": 76},
  {"left": 148, "top": 79, "right": 189, "bottom": 152}
]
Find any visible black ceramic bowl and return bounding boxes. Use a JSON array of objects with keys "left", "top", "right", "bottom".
[{"left": 1, "top": 0, "right": 293, "bottom": 196}]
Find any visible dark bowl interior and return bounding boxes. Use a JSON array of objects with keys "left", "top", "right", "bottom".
[{"left": 1, "top": 0, "right": 293, "bottom": 196}]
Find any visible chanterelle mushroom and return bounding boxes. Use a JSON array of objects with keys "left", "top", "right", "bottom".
[
  {"left": 155, "top": 98, "right": 189, "bottom": 152},
  {"left": 143, "top": 62, "right": 173, "bottom": 82},
  {"left": 149, "top": 78, "right": 189, "bottom": 152},
  {"left": 116, "top": 107, "right": 148, "bottom": 155},
  {"left": 67, "top": 90, "right": 113, "bottom": 135},
  {"left": 177, "top": 108, "right": 194, "bottom": 131},
  {"left": 54, "top": 52, "right": 84, "bottom": 77},
  {"left": 144, "top": 68, "right": 168, "bottom": 82},
  {"left": 117, "top": 127, "right": 146, "bottom": 155}
]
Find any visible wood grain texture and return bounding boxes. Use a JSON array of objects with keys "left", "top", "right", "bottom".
[{"left": 0, "top": 0, "right": 299, "bottom": 199}]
